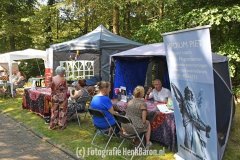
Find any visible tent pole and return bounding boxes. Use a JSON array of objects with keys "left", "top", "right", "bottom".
[
  {"left": 35, "top": 58, "right": 42, "bottom": 76},
  {"left": 99, "top": 49, "right": 102, "bottom": 79},
  {"left": 109, "top": 58, "right": 115, "bottom": 98},
  {"left": 8, "top": 62, "right": 13, "bottom": 97},
  {"left": 99, "top": 25, "right": 103, "bottom": 80},
  {"left": 213, "top": 68, "right": 232, "bottom": 93}
]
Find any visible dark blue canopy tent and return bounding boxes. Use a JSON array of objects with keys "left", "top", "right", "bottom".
[
  {"left": 110, "top": 43, "right": 235, "bottom": 159},
  {"left": 49, "top": 25, "right": 142, "bottom": 81},
  {"left": 110, "top": 43, "right": 169, "bottom": 96}
]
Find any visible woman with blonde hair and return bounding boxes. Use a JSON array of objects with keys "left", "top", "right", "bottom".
[{"left": 122, "top": 86, "right": 152, "bottom": 148}]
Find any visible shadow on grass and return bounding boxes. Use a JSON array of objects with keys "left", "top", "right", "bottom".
[{"left": 3, "top": 97, "right": 239, "bottom": 159}]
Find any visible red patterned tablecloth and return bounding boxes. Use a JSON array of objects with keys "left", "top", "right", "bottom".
[
  {"left": 112, "top": 100, "right": 177, "bottom": 151},
  {"left": 22, "top": 87, "right": 52, "bottom": 117}
]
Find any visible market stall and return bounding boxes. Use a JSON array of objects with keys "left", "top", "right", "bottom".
[
  {"left": 0, "top": 49, "right": 48, "bottom": 96},
  {"left": 110, "top": 43, "right": 234, "bottom": 157}
]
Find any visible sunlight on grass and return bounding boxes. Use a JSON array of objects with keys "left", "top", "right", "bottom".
[
  {"left": 2, "top": 107, "right": 15, "bottom": 113},
  {"left": 0, "top": 96, "right": 239, "bottom": 160}
]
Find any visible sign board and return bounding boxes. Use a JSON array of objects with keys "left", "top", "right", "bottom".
[{"left": 163, "top": 26, "right": 218, "bottom": 160}]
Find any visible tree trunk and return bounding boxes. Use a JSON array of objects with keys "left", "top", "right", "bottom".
[
  {"left": 112, "top": 4, "right": 120, "bottom": 35},
  {"left": 159, "top": 0, "right": 164, "bottom": 18},
  {"left": 9, "top": 35, "right": 16, "bottom": 51},
  {"left": 48, "top": 0, "right": 55, "bottom": 5},
  {"left": 83, "top": 5, "right": 88, "bottom": 34},
  {"left": 125, "top": 2, "right": 131, "bottom": 35},
  {"left": 44, "top": 0, "right": 55, "bottom": 47}
]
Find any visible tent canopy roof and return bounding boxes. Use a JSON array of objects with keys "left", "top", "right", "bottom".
[
  {"left": 0, "top": 49, "right": 47, "bottom": 63},
  {"left": 111, "top": 43, "right": 165, "bottom": 57},
  {"left": 111, "top": 43, "right": 227, "bottom": 63},
  {"left": 50, "top": 25, "right": 142, "bottom": 51}
]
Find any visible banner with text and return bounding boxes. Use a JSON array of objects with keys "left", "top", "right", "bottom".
[{"left": 163, "top": 26, "right": 218, "bottom": 160}]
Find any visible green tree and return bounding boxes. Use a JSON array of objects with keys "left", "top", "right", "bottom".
[
  {"left": 180, "top": 5, "right": 240, "bottom": 95},
  {"left": 0, "top": 0, "right": 35, "bottom": 52}
]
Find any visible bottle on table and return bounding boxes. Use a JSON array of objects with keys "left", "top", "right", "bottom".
[{"left": 167, "top": 98, "right": 173, "bottom": 109}]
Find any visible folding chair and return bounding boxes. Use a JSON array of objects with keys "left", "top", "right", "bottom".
[
  {"left": 88, "top": 108, "right": 117, "bottom": 150},
  {"left": 74, "top": 96, "right": 92, "bottom": 127},
  {"left": 114, "top": 114, "right": 146, "bottom": 160}
]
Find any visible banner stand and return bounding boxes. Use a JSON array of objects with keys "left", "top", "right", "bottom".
[
  {"left": 174, "top": 154, "right": 185, "bottom": 160},
  {"left": 163, "top": 25, "right": 218, "bottom": 160}
]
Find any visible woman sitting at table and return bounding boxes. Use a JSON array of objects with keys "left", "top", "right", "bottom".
[
  {"left": 67, "top": 79, "right": 89, "bottom": 120},
  {"left": 90, "top": 81, "right": 119, "bottom": 132},
  {"left": 13, "top": 71, "right": 26, "bottom": 89},
  {"left": 122, "top": 86, "right": 152, "bottom": 148},
  {"left": 49, "top": 66, "right": 68, "bottom": 130}
]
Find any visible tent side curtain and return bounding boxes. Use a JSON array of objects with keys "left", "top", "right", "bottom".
[
  {"left": 113, "top": 58, "right": 149, "bottom": 97},
  {"left": 101, "top": 49, "right": 134, "bottom": 81}
]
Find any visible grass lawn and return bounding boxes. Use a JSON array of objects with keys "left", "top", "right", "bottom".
[{"left": 0, "top": 96, "right": 239, "bottom": 160}]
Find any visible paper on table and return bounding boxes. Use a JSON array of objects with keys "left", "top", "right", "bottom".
[{"left": 157, "top": 104, "right": 174, "bottom": 113}]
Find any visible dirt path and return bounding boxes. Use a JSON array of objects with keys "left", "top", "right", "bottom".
[{"left": 0, "top": 113, "right": 77, "bottom": 160}]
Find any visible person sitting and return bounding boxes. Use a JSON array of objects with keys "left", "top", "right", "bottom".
[
  {"left": 0, "top": 69, "right": 8, "bottom": 77},
  {"left": 67, "top": 79, "right": 89, "bottom": 120},
  {"left": 145, "top": 79, "right": 171, "bottom": 103},
  {"left": 0, "top": 69, "right": 9, "bottom": 81},
  {"left": 13, "top": 71, "right": 26, "bottom": 89},
  {"left": 122, "top": 86, "right": 152, "bottom": 148},
  {"left": 11, "top": 70, "right": 18, "bottom": 82},
  {"left": 90, "top": 81, "right": 119, "bottom": 132}
]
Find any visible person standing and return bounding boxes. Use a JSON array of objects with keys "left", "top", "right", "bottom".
[{"left": 49, "top": 66, "right": 68, "bottom": 130}]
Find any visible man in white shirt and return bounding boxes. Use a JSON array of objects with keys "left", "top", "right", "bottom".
[{"left": 145, "top": 79, "right": 171, "bottom": 103}]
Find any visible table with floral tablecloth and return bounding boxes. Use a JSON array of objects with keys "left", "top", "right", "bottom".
[
  {"left": 22, "top": 87, "right": 52, "bottom": 118},
  {"left": 112, "top": 99, "right": 177, "bottom": 152}
]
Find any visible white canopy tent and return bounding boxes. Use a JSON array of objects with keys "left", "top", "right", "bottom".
[
  {"left": 0, "top": 49, "right": 48, "bottom": 96},
  {"left": 0, "top": 62, "right": 19, "bottom": 73}
]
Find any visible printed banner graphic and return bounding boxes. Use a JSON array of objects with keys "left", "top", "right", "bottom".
[{"left": 163, "top": 27, "right": 218, "bottom": 160}]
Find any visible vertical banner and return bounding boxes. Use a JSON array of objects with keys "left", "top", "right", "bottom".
[
  {"left": 163, "top": 26, "right": 218, "bottom": 160},
  {"left": 44, "top": 68, "right": 53, "bottom": 87}
]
